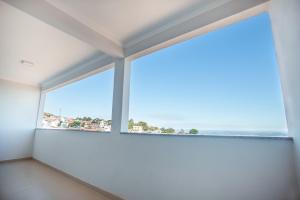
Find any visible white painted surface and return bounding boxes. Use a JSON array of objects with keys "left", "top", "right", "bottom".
[
  {"left": 46, "top": 0, "right": 231, "bottom": 45},
  {"left": 0, "top": 79, "right": 40, "bottom": 161},
  {"left": 0, "top": 1, "right": 101, "bottom": 86},
  {"left": 269, "top": 0, "right": 300, "bottom": 189},
  {"left": 41, "top": 55, "right": 114, "bottom": 91},
  {"left": 111, "top": 59, "right": 131, "bottom": 133},
  {"left": 3, "top": 0, "right": 123, "bottom": 58},
  {"left": 0, "top": 0, "right": 269, "bottom": 89},
  {"left": 0, "top": 0, "right": 297, "bottom": 198},
  {"left": 33, "top": 129, "right": 299, "bottom": 200},
  {"left": 34, "top": 0, "right": 269, "bottom": 88},
  {"left": 36, "top": 90, "right": 46, "bottom": 128}
]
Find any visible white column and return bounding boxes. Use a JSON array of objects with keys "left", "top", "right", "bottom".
[
  {"left": 269, "top": 0, "right": 300, "bottom": 193},
  {"left": 269, "top": 0, "right": 300, "bottom": 137},
  {"left": 36, "top": 90, "right": 46, "bottom": 128},
  {"left": 111, "top": 58, "right": 131, "bottom": 133}
]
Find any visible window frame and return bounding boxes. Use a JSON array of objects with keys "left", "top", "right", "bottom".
[
  {"left": 36, "top": 5, "right": 291, "bottom": 139},
  {"left": 37, "top": 64, "right": 115, "bottom": 133},
  {"left": 122, "top": 11, "right": 289, "bottom": 138}
]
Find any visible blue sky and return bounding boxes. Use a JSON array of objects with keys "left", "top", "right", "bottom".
[
  {"left": 45, "top": 12, "right": 287, "bottom": 131},
  {"left": 44, "top": 69, "right": 114, "bottom": 120}
]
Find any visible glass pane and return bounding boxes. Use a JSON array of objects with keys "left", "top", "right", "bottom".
[
  {"left": 128, "top": 13, "right": 287, "bottom": 136},
  {"left": 43, "top": 68, "right": 114, "bottom": 132}
]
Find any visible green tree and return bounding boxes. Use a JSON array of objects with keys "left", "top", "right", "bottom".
[
  {"left": 107, "top": 120, "right": 112, "bottom": 125},
  {"left": 137, "top": 121, "right": 149, "bottom": 131},
  {"left": 92, "top": 118, "right": 102, "bottom": 124},
  {"left": 161, "top": 128, "right": 175, "bottom": 134},
  {"left": 82, "top": 117, "right": 92, "bottom": 121},
  {"left": 166, "top": 128, "right": 175, "bottom": 133},
  {"left": 69, "top": 120, "right": 81, "bottom": 128},
  {"left": 189, "top": 129, "right": 199, "bottom": 134},
  {"left": 149, "top": 126, "right": 159, "bottom": 132},
  {"left": 128, "top": 119, "right": 134, "bottom": 130}
]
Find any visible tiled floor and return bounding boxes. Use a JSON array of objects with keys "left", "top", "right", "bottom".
[{"left": 0, "top": 159, "right": 113, "bottom": 200}]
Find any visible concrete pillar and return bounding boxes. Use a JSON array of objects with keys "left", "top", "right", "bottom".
[{"left": 111, "top": 58, "right": 131, "bottom": 134}]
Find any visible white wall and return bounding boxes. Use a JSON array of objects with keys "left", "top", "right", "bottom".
[
  {"left": 31, "top": 1, "right": 300, "bottom": 199},
  {"left": 269, "top": 0, "right": 300, "bottom": 189},
  {"left": 0, "top": 79, "right": 40, "bottom": 161},
  {"left": 34, "top": 130, "right": 299, "bottom": 200}
]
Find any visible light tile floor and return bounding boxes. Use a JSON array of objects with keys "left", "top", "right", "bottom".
[{"left": 0, "top": 159, "right": 113, "bottom": 200}]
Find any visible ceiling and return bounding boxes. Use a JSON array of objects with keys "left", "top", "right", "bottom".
[
  {"left": 0, "top": 0, "right": 255, "bottom": 87},
  {"left": 46, "top": 0, "right": 225, "bottom": 47},
  {"left": 0, "top": 0, "right": 102, "bottom": 86}
]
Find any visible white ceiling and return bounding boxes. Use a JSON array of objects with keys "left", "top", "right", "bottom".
[
  {"left": 46, "top": 0, "right": 226, "bottom": 47},
  {"left": 0, "top": 1, "right": 102, "bottom": 86},
  {"left": 0, "top": 0, "right": 257, "bottom": 87}
]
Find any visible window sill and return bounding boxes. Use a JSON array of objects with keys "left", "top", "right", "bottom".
[
  {"left": 35, "top": 128, "right": 293, "bottom": 140},
  {"left": 36, "top": 128, "right": 111, "bottom": 134},
  {"left": 121, "top": 132, "right": 293, "bottom": 140}
]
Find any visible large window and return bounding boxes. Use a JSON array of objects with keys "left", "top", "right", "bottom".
[
  {"left": 128, "top": 13, "right": 287, "bottom": 136},
  {"left": 42, "top": 68, "right": 114, "bottom": 132}
]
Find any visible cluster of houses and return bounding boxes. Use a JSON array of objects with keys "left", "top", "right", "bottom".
[
  {"left": 42, "top": 113, "right": 184, "bottom": 134},
  {"left": 42, "top": 112, "right": 111, "bottom": 132}
]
